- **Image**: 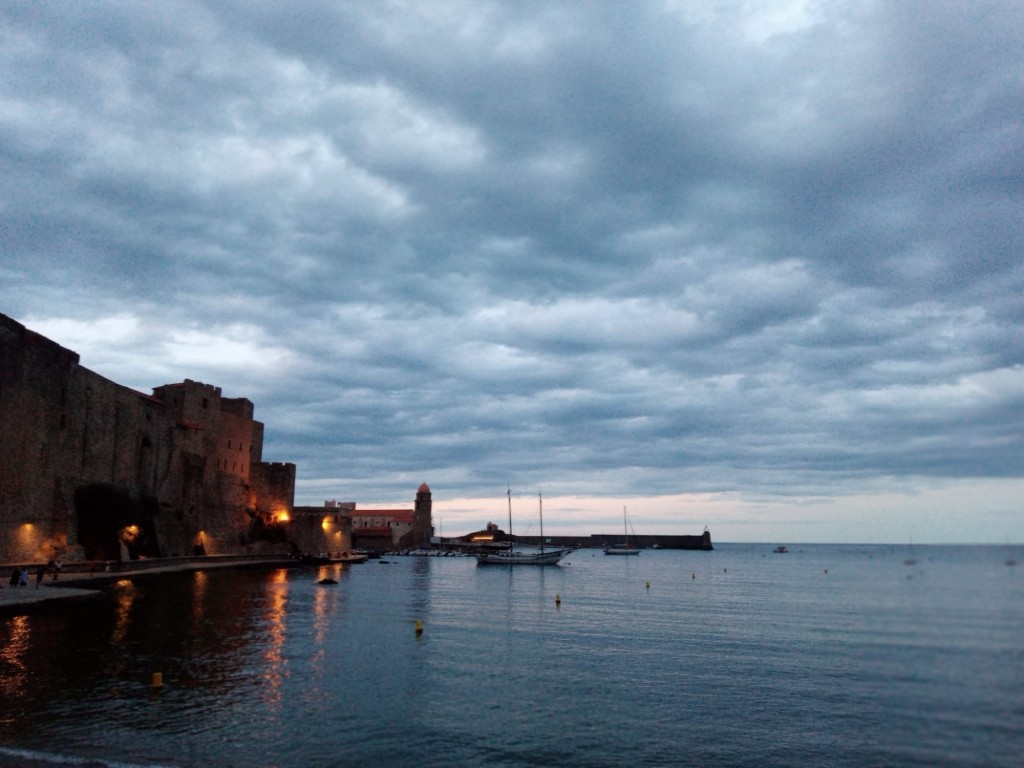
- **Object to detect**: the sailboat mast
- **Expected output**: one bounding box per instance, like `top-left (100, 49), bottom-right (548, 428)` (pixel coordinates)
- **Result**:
top-left (507, 486), bottom-right (513, 549)
top-left (539, 493), bottom-right (545, 553)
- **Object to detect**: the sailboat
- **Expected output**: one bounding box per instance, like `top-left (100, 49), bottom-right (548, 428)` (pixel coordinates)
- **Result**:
top-left (604, 507), bottom-right (640, 555)
top-left (476, 489), bottom-right (574, 566)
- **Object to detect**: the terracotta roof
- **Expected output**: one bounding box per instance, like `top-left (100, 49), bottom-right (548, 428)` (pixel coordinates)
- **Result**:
top-left (353, 509), bottom-right (414, 523)
top-left (418, 482), bottom-right (431, 493)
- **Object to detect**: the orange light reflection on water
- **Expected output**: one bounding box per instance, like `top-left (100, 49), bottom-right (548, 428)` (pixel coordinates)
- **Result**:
top-left (307, 565), bottom-right (345, 707)
top-left (191, 570), bottom-right (208, 626)
top-left (312, 564), bottom-right (344, 647)
top-left (260, 570), bottom-right (289, 713)
top-left (111, 580), bottom-right (137, 646)
top-left (0, 615), bottom-right (31, 705)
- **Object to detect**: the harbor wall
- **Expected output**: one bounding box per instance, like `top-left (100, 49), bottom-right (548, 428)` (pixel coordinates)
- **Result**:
top-left (290, 506), bottom-right (354, 556)
top-left (514, 531), bottom-right (714, 550)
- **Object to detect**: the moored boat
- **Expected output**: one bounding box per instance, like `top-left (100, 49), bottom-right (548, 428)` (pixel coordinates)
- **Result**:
top-left (476, 547), bottom-right (573, 565)
top-left (476, 489), bottom-right (573, 566)
top-left (300, 551), bottom-right (369, 565)
top-left (604, 507), bottom-right (640, 555)
top-left (604, 544), bottom-right (640, 555)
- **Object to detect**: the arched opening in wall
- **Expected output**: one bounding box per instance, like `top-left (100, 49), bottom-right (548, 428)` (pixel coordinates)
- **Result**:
top-left (74, 483), bottom-right (162, 561)
top-left (246, 513), bottom-right (289, 546)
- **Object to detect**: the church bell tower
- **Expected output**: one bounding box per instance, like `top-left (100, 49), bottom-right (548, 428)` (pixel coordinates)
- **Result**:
top-left (413, 482), bottom-right (433, 547)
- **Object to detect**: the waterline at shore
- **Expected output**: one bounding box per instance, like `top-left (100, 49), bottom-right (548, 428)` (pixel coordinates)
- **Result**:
top-left (0, 555), bottom-right (297, 614)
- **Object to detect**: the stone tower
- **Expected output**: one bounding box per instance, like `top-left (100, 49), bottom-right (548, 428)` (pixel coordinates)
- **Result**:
top-left (413, 482), bottom-right (433, 547)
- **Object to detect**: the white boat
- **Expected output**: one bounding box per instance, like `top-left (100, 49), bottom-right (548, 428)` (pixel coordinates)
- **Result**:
top-left (604, 507), bottom-right (640, 555)
top-left (477, 490), bottom-right (573, 566)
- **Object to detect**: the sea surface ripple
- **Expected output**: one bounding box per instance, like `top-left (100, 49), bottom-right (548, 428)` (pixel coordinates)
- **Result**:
top-left (1, 544), bottom-right (1021, 767)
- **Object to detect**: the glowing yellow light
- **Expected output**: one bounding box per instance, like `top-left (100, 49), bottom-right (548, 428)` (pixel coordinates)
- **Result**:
top-left (275, 511), bottom-right (290, 523)
top-left (322, 517), bottom-right (332, 531)
top-left (18, 523), bottom-right (39, 549)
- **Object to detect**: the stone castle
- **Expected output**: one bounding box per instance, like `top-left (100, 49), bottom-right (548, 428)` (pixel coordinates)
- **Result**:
top-left (0, 311), bottom-right (431, 564)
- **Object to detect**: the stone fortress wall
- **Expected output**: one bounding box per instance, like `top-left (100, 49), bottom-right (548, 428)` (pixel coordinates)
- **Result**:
top-left (0, 311), bottom-right (295, 564)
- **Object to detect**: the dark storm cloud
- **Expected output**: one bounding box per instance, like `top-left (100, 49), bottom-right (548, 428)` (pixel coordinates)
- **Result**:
top-left (2, 0), bottom-right (1022, 528)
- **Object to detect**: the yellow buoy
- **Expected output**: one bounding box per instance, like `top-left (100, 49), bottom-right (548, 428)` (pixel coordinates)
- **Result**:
top-left (415, 619), bottom-right (424, 635)
top-left (645, 580), bottom-right (650, 589)
top-left (555, 593), bottom-right (561, 605)
top-left (150, 672), bottom-right (163, 689)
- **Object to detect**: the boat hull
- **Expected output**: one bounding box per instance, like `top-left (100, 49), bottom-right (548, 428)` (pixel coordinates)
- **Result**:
top-left (300, 553), bottom-right (370, 565)
top-left (476, 548), bottom-right (573, 566)
top-left (604, 547), bottom-right (640, 556)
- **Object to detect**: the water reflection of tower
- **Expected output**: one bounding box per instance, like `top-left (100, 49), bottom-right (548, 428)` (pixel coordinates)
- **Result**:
top-left (414, 483), bottom-right (433, 547)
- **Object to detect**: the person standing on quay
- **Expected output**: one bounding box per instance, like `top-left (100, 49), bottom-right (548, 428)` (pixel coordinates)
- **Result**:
top-left (35, 565), bottom-right (45, 588)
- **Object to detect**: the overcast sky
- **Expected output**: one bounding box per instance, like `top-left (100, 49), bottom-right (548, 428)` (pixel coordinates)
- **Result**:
top-left (3, 1), bottom-right (1022, 543)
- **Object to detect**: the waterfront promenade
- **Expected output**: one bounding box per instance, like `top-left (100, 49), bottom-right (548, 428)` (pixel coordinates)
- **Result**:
top-left (0, 554), bottom-right (297, 614)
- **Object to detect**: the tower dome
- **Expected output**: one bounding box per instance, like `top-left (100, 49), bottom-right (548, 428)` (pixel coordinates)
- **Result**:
top-left (417, 482), bottom-right (431, 494)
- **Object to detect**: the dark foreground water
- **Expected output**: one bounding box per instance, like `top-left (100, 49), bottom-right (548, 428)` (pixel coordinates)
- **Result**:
top-left (1, 544), bottom-right (1022, 767)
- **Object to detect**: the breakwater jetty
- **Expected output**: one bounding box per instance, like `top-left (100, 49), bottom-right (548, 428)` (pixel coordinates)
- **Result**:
top-left (512, 529), bottom-right (713, 550)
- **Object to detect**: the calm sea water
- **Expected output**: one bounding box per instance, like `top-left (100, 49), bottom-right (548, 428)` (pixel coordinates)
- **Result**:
top-left (1, 544), bottom-right (1022, 767)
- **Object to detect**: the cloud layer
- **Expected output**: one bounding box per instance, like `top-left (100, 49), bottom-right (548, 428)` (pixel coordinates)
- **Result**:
top-left (3, 1), bottom-right (1022, 539)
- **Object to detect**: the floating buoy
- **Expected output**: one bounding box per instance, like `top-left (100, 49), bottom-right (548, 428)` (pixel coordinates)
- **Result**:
top-left (415, 619), bottom-right (424, 635)
top-left (555, 593), bottom-right (561, 605)
top-left (150, 672), bottom-right (163, 689)
top-left (723, 567), bottom-right (727, 572)
top-left (645, 580), bottom-right (650, 589)
top-left (691, 571), bottom-right (696, 579)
